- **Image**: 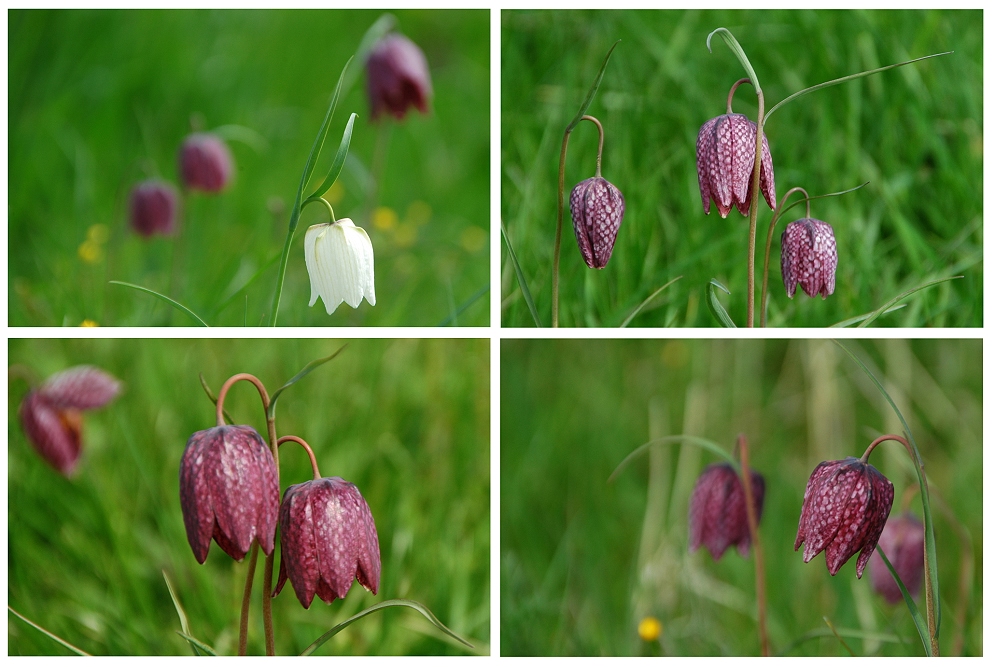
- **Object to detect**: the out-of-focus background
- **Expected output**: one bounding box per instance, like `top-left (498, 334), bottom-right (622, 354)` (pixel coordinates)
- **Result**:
top-left (9, 9), bottom-right (489, 326)
top-left (8, 339), bottom-right (490, 655)
top-left (501, 10), bottom-right (982, 327)
top-left (501, 339), bottom-right (981, 655)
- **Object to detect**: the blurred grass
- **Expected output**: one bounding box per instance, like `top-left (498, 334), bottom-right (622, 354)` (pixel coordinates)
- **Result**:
top-left (500, 339), bottom-right (981, 655)
top-left (9, 9), bottom-right (489, 327)
top-left (8, 339), bottom-right (489, 655)
top-left (501, 10), bottom-right (982, 327)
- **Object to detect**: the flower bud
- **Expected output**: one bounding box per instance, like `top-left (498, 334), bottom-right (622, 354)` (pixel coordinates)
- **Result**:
top-left (696, 113), bottom-right (775, 218)
top-left (179, 425), bottom-right (279, 563)
top-left (795, 457), bottom-right (894, 578)
top-left (129, 180), bottom-right (179, 237)
top-left (274, 477), bottom-right (381, 608)
top-left (781, 218), bottom-right (838, 299)
top-left (569, 176), bottom-right (625, 269)
top-left (869, 512), bottom-right (925, 603)
top-left (366, 33), bottom-right (432, 121)
top-left (178, 133), bottom-right (233, 193)
top-left (688, 463), bottom-right (765, 559)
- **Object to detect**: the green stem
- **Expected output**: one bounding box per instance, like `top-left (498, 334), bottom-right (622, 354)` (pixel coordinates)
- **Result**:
top-left (553, 129), bottom-right (572, 328)
top-left (237, 543), bottom-right (259, 656)
top-left (760, 187), bottom-right (810, 327)
top-left (746, 90), bottom-right (765, 328)
top-left (268, 220), bottom-right (297, 327)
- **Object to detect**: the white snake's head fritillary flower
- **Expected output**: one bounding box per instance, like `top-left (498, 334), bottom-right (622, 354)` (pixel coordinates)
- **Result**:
top-left (304, 218), bottom-right (376, 315)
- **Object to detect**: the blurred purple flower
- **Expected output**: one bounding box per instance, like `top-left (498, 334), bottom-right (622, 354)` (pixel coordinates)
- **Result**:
top-left (696, 113), bottom-right (775, 218)
top-left (18, 365), bottom-right (121, 476)
top-left (569, 176), bottom-right (625, 269)
top-left (781, 218), bottom-right (838, 299)
top-left (870, 512), bottom-right (925, 603)
top-left (179, 425), bottom-right (279, 563)
top-left (366, 33), bottom-right (432, 121)
top-left (688, 463), bottom-right (765, 559)
top-left (129, 180), bottom-right (179, 237)
top-left (179, 133), bottom-right (234, 193)
top-left (274, 476), bottom-right (381, 608)
top-left (795, 457), bottom-right (894, 578)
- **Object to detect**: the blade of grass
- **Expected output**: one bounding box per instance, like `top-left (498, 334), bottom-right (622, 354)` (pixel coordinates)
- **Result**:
top-left (109, 281), bottom-right (209, 326)
top-left (777, 627), bottom-right (907, 655)
top-left (707, 279), bottom-right (737, 328)
top-left (268, 344), bottom-right (348, 418)
top-left (501, 220), bottom-right (542, 327)
top-left (176, 631), bottom-right (218, 656)
top-left (856, 276), bottom-right (962, 328)
top-left (609, 434), bottom-right (737, 484)
top-left (8, 605), bottom-right (91, 656)
top-left (566, 40), bottom-right (621, 131)
top-left (198, 374), bottom-right (235, 425)
top-left (878, 548), bottom-right (930, 655)
top-left (823, 616), bottom-right (856, 656)
top-left (707, 28), bottom-right (761, 94)
top-left (619, 276), bottom-right (683, 328)
top-left (305, 112), bottom-right (357, 202)
top-left (831, 304), bottom-right (906, 327)
top-left (437, 284), bottom-right (489, 326)
top-left (162, 570), bottom-right (200, 656)
top-left (301, 598), bottom-right (473, 656)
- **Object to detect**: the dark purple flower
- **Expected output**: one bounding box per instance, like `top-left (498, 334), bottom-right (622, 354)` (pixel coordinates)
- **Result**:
top-left (688, 463), bottom-right (765, 559)
top-left (179, 425), bottom-right (279, 564)
top-left (274, 476), bottom-right (381, 608)
top-left (18, 366), bottom-right (121, 476)
top-left (366, 33), bottom-right (432, 121)
top-left (781, 218), bottom-right (838, 299)
top-left (696, 113), bottom-right (776, 218)
top-left (179, 133), bottom-right (234, 193)
top-left (870, 512), bottom-right (925, 603)
top-left (795, 457), bottom-right (894, 578)
top-left (129, 180), bottom-right (179, 237)
top-left (569, 176), bottom-right (625, 269)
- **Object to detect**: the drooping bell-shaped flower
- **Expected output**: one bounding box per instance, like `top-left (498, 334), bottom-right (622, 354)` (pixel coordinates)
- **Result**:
top-left (688, 462), bottom-right (765, 559)
top-left (869, 512), bottom-right (925, 603)
top-left (18, 365), bottom-right (121, 476)
top-left (696, 113), bottom-right (776, 218)
top-left (179, 425), bottom-right (279, 563)
top-left (179, 133), bottom-right (234, 193)
top-left (781, 218), bottom-right (838, 299)
top-left (795, 457), bottom-right (894, 578)
top-left (274, 476), bottom-right (381, 608)
top-left (304, 218), bottom-right (376, 315)
top-left (569, 176), bottom-right (625, 269)
top-left (129, 180), bottom-right (180, 237)
top-left (367, 33), bottom-right (432, 121)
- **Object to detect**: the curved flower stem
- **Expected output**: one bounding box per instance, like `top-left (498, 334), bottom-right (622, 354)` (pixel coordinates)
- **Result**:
top-left (580, 115), bottom-right (605, 177)
top-left (216, 373), bottom-right (271, 427)
top-left (237, 543), bottom-right (259, 656)
top-left (746, 90), bottom-right (765, 328)
top-left (736, 434), bottom-right (769, 656)
top-left (277, 435), bottom-right (322, 480)
top-left (727, 78), bottom-right (751, 114)
top-left (760, 187), bottom-right (810, 327)
top-left (860, 433), bottom-right (939, 656)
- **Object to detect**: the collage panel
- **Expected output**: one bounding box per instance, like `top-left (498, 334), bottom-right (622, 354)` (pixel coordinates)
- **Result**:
top-left (501, 9), bottom-right (981, 327)
top-left (9, 9), bottom-right (489, 327)
top-left (8, 338), bottom-right (489, 655)
top-left (501, 338), bottom-right (981, 656)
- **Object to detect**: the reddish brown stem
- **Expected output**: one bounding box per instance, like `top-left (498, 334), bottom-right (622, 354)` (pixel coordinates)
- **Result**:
top-left (277, 435), bottom-right (322, 480)
top-left (736, 434), bottom-right (769, 656)
top-left (727, 77), bottom-right (752, 114)
top-left (215, 373), bottom-right (271, 426)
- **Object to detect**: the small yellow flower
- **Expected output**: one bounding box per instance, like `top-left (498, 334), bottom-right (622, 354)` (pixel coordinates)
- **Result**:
top-left (372, 206), bottom-right (398, 231)
top-left (638, 616), bottom-right (662, 642)
top-left (78, 240), bottom-right (103, 264)
top-left (80, 320), bottom-right (99, 327)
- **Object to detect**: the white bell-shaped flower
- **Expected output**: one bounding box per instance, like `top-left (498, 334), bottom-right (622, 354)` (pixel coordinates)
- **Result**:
top-left (304, 218), bottom-right (376, 315)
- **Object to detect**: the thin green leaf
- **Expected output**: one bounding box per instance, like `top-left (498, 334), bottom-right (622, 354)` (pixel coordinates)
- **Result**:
top-left (301, 598), bottom-right (473, 656)
top-left (707, 28), bottom-right (761, 94)
top-left (777, 627), bottom-right (907, 656)
top-left (198, 374), bottom-right (235, 425)
top-left (832, 341), bottom-right (940, 643)
top-left (306, 112), bottom-right (357, 202)
top-left (176, 631), bottom-right (217, 656)
top-left (501, 220), bottom-right (542, 327)
top-left (162, 571), bottom-right (200, 656)
top-left (566, 40), bottom-right (621, 132)
top-left (707, 279), bottom-right (737, 328)
top-left (856, 276), bottom-right (962, 328)
top-left (619, 276), bottom-right (683, 328)
top-left (830, 303), bottom-right (906, 328)
top-left (766, 52), bottom-right (951, 122)
top-left (778, 182), bottom-right (869, 220)
top-left (109, 281), bottom-right (209, 326)
top-left (609, 435), bottom-right (737, 484)
top-left (878, 548), bottom-right (930, 655)
top-left (437, 284), bottom-right (489, 326)
top-left (341, 13), bottom-right (397, 95)
top-left (822, 616), bottom-right (856, 656)
top-left (8, 605), bottom-right (91, 656)
top-left (268, 344), bottom-right (348, 418)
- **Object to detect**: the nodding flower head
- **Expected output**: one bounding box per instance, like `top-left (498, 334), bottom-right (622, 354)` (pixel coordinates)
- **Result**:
top-left (179, 425), bottom-right (279, 564)
top-left (129, 180), bottom-right (180, 237)
top-left (795, 457), bottom-right (894, 578)
top-left (781, 218), bottom-right (838, 299)
top-left (366, 33), bottom-right (432, 121)
top-left (688, 463), bottom-right (765, 559)
top-left (870, 512), bottom-right (925, 603)
top-left (179, 133), bottom-right (234, 193)
top-left (304, 218), bottom-right (376, 315)
top-left (696, 113), bottom-right (775, 218)
top-left (18, 365), bottom-right (121, 476)
top-left (274, 476), bottom-right (381, 608)
top-left (569, 176), bottom-right (625, 269)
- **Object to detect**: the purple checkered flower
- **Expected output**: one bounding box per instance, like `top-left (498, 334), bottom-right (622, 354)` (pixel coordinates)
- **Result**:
top-left (569, 176), bottom-right (625, 269)
top-left (688, 463), bottom-right (765, 559)
top-left (367, 33), bottom-right (432, 122)
top-left (781, 218), bottom-right (838, 299)
top-left (696, 113), bottom-right (776, 218)
top-left (129, 180), bottom-right (180, 237)
top-left (870, 512), bottom-right (925, 603)
top-left (179, 133), bottom-right (234, 193)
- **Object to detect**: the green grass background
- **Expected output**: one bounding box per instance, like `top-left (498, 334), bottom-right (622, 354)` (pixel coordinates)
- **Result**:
top-left (9, 9), bottom-right (489, 327)
top-left (501, 339), bottom-right (981, 655)
top-left (8, 338), bottom-right (490, 655)
top-left (501, 10), bottom-right (982, 327)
